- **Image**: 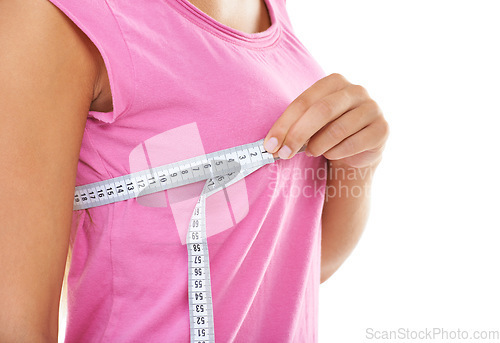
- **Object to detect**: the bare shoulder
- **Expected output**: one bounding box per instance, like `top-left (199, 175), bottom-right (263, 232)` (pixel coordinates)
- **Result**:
top-left (0, 0), bottom-right (101, 106)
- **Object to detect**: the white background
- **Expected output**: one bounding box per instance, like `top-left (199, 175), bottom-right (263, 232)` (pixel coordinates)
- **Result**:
top-left (59, 1), bottom-right (500, 342)
top-left (286, 0), bottom-right (500, 342)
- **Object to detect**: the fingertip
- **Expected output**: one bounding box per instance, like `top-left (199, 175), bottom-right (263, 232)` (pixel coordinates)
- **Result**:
top-left (277, 145), bottom-right (292, 159)
top-left (264, 136), bottom-right (279, 153)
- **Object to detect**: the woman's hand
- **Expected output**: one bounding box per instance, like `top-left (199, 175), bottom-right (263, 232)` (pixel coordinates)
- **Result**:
top-left (264, 73), bottom-right (389, 168)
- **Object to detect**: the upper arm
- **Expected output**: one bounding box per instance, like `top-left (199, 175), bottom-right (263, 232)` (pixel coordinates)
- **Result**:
top-left (0, 0), bottom-right (100, 340)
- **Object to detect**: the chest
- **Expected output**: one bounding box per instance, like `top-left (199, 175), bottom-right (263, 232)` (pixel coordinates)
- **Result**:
top-left (80, 0), bottom-right (326, 182)
top-left (90, 0), bottom-right (273, 114)
top-left (188, 0), bottom-right (272, 34)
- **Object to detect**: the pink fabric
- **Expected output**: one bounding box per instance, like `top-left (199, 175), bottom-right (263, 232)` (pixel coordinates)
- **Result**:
top-left (48, 0), bottom-right (327, 341)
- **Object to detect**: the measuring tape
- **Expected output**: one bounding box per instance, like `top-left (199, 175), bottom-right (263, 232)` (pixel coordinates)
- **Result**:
top-left (73, 138), bottom-right (301, 342)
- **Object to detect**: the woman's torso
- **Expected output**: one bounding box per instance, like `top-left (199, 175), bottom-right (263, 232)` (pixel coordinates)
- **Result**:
top-left (51, 0), bottom-right (329, 341)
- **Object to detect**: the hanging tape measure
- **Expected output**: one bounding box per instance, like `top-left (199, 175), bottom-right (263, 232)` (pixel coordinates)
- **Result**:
top-left (73, 138), bottom-right (303, 342)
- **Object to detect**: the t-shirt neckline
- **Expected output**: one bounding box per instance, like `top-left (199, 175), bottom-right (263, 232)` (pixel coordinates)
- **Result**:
top-left (166, 0), bottom-right (282, 49)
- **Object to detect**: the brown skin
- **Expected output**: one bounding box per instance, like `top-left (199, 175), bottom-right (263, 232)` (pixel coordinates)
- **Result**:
top-left (0, 0), bottom-right (386, 340)
top-left (188, 0), bottom-right (272, 33)
top-left (190, 1), bottom-right (391, 283)
top-left (319, 159), bottom-right (380, 282)
top-left (0, 0), bottom-right (102, 341)
top-left (264, 75), bottom-right (389, 283)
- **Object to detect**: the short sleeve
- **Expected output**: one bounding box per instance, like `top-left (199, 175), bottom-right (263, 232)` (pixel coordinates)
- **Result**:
top-left (46, 0), bottom-right (136, 124)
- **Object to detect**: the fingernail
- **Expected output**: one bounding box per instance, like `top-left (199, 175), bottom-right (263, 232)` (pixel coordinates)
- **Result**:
top-left (264, 137), bottom-right (279, 152)
top-left (278, 145), bottom-right (292, 159)
top-left (305, 150), bottom-right (312, 157)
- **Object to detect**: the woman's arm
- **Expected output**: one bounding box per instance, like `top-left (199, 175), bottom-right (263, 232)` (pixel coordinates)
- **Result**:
top-left (264, 73), bottom-right (389, 284)
top-left (320, 158), bottom-right (380, 283)
top-left (0, 0), bottom-right (100, 341)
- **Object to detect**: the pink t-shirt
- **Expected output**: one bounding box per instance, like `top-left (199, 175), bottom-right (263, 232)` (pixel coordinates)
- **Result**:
top-left (48, 0), bottom-right (328, 341)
